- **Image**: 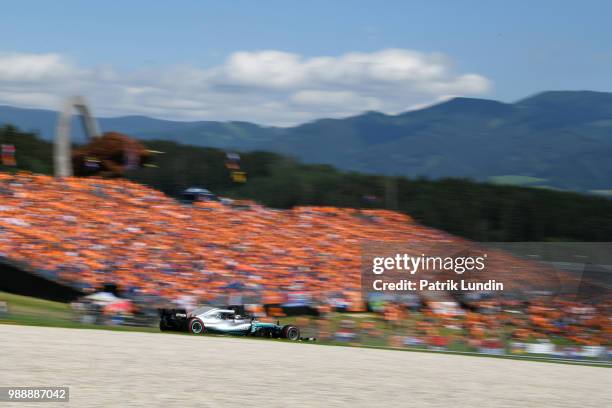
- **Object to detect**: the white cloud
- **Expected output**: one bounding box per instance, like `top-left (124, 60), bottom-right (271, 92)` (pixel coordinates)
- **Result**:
top-left (0, 53), bottom-right (78, 82)
top-left (0, 49), bottom-right (492, 125)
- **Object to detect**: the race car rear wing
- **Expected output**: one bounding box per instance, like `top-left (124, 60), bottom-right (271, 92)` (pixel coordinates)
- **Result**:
top-left (159, 308), bottom-right (189, 332)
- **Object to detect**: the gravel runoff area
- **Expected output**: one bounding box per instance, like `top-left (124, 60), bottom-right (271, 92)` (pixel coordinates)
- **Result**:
top-left (0, 325), bottom-right (609, 408)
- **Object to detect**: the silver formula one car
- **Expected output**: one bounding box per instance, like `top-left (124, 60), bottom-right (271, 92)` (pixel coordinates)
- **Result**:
top-left (159, 306), bottom-right (302, 341)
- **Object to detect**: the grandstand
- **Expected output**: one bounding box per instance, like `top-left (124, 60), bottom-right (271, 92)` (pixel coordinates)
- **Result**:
top-left (0, 172), bottom-right (577, 304)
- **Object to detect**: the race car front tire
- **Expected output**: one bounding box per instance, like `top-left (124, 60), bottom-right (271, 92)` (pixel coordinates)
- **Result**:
top-left (282, 325), bottom-right (300, 341)
top-left (188, 317), bottom-right (206, 335)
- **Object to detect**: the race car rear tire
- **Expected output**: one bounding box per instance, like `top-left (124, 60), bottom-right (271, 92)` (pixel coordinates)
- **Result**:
top-left (282, 325), bottom-right (300, 341)
top-left (159, 320), bottom-right (169, 332)
top-left (188, 317), bottom-right (206, 335)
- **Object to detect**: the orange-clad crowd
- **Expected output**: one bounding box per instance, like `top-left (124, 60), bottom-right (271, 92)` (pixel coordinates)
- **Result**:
top-left (291, 297), bottom-right (610, 353)
top-left (0, 172), bottom-right (453, 309)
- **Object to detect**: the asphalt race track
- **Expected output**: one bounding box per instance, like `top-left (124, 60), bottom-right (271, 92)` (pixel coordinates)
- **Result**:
top-left (0, 325), bottom-right (609, 407)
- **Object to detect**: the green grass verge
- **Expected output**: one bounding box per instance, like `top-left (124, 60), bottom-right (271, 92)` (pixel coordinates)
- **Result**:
top-left (0, 291), bottom-right (158, 332)
top-left (488, 175), bottom-right (548, 186)
top-left (0, 291), bottom-right (609, 367)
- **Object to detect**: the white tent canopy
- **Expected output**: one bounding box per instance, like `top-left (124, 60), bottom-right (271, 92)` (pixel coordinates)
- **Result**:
top-left (83, 291), bottom-right (119, 304)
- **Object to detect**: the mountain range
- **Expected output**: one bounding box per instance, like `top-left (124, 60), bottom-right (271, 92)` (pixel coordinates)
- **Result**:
top-left (1, 90), bottom-right (611, 193)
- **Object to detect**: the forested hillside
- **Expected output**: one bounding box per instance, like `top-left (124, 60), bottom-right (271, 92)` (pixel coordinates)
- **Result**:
top-left (3, 90), bottom-right (612, 192)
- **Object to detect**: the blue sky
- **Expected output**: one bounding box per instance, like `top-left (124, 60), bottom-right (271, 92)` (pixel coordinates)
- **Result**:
top-left (1, 1), bottom-right (610, 124)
